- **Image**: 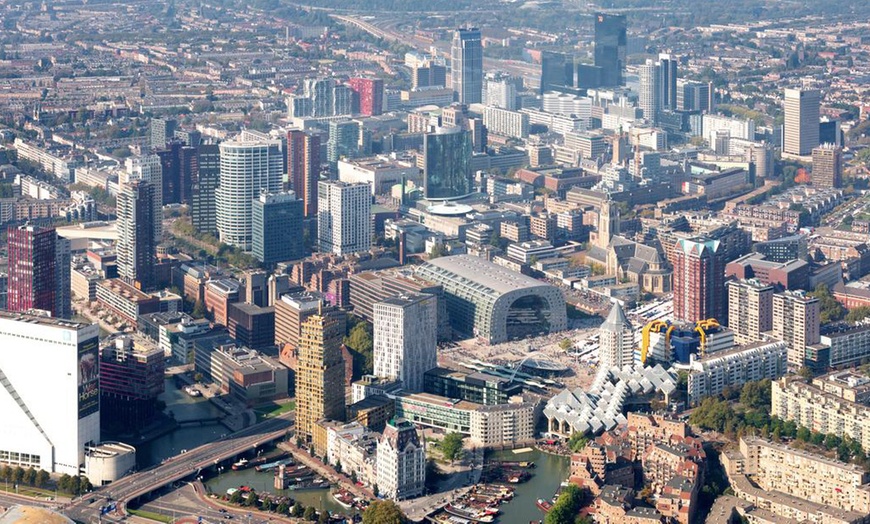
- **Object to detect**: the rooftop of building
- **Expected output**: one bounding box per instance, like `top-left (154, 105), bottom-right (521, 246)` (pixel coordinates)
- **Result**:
top-left (377, 292), bottom-right (433, 308)
top-left (396, 391), bottom-right (480, 411)
top-left (230, 301), bottom-right (274, 315)
top-left (742, 436), bottom-right (867, 474)
top-left (348, 394), bottom-right (394, 412)
top-left (97, 278), bottom-right (155, 302)
top-left (417, 254), bottom-right (557, 295)
top-left (0, 310), bottom-right (91, 330)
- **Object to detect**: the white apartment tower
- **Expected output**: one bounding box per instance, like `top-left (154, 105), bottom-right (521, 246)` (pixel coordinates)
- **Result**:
top-left (638, 59), bottom-right (660, 123)
top-left (726, 279), bottom-right (773, 345)
top-left (216, 139), bottom-right (283, 250)
top-left (0, 312), bottom-right (101, 475)
top-left (599, 302), bottom-right (634, 369)
top-left (373, 293), bottom-right (437, 393)
top-left (784, 88), bottom-right (820, 156)
top-left (317, 181), bottom-right (372, 255)
top-left (773, 290), bottom-right (821, 369)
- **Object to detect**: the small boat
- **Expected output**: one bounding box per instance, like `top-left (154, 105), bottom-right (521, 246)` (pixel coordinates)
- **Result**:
top-left (257, 458), bottom-right (294, 472)
top-left (499, 461), bottom-right (535, 468)
top-left (333, 490), bottom-right (354, 509)
top-left (232, 459), bottom-right (248, 470)
top-left (535, 499), bottom-right (552, 513)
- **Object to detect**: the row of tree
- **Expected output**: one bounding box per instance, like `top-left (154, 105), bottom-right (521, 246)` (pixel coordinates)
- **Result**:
top-left (0, 466), bottom-right (50, 489)
top-left (227, 488), bottom-right (328, 524)
top-left (543, 484), bottom-right (589, 524)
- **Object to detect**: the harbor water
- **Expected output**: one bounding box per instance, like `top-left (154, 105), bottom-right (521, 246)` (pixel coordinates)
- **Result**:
top-left (204, 467), bottom-right (352, 516)
top-left (487, 449), bottom-right (570, 524)
top-left (137, 378), bottom-right (226, 468)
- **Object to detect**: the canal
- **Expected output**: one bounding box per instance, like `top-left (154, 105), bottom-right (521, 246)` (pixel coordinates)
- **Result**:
top-left (138, 378), bottom-right (570, 522)
top-left (487, 449), bottom-right (570, 524)
top-left (137, 378), bottom-right (225, 468)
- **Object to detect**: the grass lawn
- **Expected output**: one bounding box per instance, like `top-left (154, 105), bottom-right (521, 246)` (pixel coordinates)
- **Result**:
top-left (128, 508), bottom-right (174, 523)
top-left (254, 400), bottom-right (296, 421)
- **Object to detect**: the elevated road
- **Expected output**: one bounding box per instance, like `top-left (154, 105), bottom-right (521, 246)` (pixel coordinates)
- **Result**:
top-left (65, 414), bottom-right (293, 524)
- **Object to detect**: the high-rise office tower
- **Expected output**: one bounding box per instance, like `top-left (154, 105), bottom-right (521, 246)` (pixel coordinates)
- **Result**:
top-left (451, 28), bottom-right (483, 104)
top-left (673, 237), bottom-right (726, 323)
top-left (638, 59), bottom-right (661, 123)
top-left (252, 191), bottom-right (304, 265)
top-left (275, 291), bottom-right (347, 351)
top-left (658, 54), bottom-right (678, 111)
top-left (348, 77), bottom-right (384, 116)
top-left (539, 51), bottom-right (573, 94)
top-left (676, 80), bottom-right (712, 112)
top-left (317, 180), bottom-right (372, 256)
top-left (0, 312), bottom-right (101, 475)
top-left (155, 141), bottom-right (197, 205)
top-left (150, 117), bottom-right (176, 149)
top-left (412, 62), bottom-right (447, 89)
top-left (773, 290), bottom-right (820, 369)
top-left (594, 13), bottom-right (627, 86)
top-left (296, 313), bottom-right (346, 444)
top-left (726, 279), bottom-right (773, 345)
top-left (216, 139), bottom-right (283, 250)
top-left (784, 88), bottom-right (820, 156)
top-left (100, 336), bottom-right (165, 434)
top-left (117, 179), bottom-right (157, 291)
top-left (373, 293), bottom-right (437, 393)
top-left (422, 127), bottom-right (473, 200)
top-left (327, 120), bottom-right (362, 170)
top-left (812, 144), bottom-right (843, 188)
top-left (192, 143), bottom-right (220, 235)
top-left (288, 130), bottom-right (321, 218)
top-left (7, 224), bottom-right (70, 319)
top-left (124, 154), bottom-right (163, 240)
top-left (599, 302), bottom-right (634, 369)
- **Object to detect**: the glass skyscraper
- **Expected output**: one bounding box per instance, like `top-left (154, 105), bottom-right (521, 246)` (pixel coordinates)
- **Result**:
top-left (593, 13), bottom-right (627, 87)
top-left (451, 28), bottom-right (483, 104)
top-left (423, 127), bottom-right (473, 200)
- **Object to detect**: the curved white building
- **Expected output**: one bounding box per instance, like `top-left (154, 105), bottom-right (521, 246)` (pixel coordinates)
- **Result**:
top-left (415, 255), bottom-right (567, 344)
top-left (216, 140), bottom-right (283, 250)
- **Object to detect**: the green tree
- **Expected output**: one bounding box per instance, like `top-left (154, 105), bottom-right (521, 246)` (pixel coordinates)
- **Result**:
top-left (344, 320), bottom-right (374, 379)
top-left (229, 490), bottom-right (244, 505)
top-left (739, 379), bottom-right (771, 410)
top-left (428, 243), bottom-right (446, 259)
top-left (318, 510), bottom-right (330, 524)
top-left (362, 500), bottom-right (406, 524)
top-left (303, 506), bottom-right (318, 521)
top-left (373, 484), bottom-right (379, 497)
top-left (544, 484), bottom-right (585, 524)
top-left (292, 501), bottom-right (305, 517)
top-left (796, 426), bottom-right (811, 442)
top-left (192, 299), bottom-right (207, 319)
top-left (567, 432), bottom-right (589, 452)
top-left (260, 495), bottom-right (273, 512)
top-left (276, 501), bottom-right (289, 515)
top-left (846, 306), bottom-right (870, 323)
top-left (23, 467), bottom-right (36, 486)
top-left (35, 470), bottom-right (49, 488)
top-left (12, 467), bottom-right (24, 484)
top-left (0, 465), bottom-right (9, 482)
top-left (558, 338), bottom-right (574, 351)
top-left (440, 432), bottom-right (465, 462)
top-left (809, 283), bottom-right (846, 324)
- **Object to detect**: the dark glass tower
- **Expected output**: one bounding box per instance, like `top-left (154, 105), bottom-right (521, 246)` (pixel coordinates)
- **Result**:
top-left (594, 13), bottom-right (627, 87)
top-left (423, 128), bottom-right (473, 200)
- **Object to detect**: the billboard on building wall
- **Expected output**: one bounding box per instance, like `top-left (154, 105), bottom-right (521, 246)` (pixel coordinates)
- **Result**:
top-left (77, 337), bottom-right (99, 418)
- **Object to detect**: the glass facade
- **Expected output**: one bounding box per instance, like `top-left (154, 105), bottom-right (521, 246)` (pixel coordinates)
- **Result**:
top-left (594, 13), bottom-right (627, 87)
top-left (423, 129), bottom-right (472, 200)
